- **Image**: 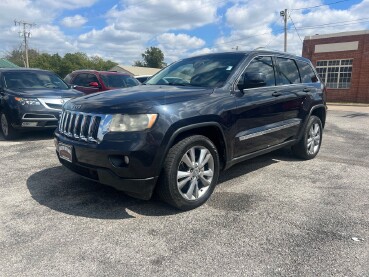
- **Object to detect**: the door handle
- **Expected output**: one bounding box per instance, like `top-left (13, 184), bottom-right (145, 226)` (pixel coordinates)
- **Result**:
top-left (272, 91), bottom-right (282, 97)
top-left (303, 87), bottom-right (311, 93)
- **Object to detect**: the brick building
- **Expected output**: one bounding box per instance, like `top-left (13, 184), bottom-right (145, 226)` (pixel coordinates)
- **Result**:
top-left (302, 30), bottom-right (369, 103)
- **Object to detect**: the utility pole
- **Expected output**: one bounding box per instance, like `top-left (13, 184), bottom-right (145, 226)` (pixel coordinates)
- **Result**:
top-left (280, 9), bottom-right (288, 52)
top-left (14, 20), bottom-right (35, 68)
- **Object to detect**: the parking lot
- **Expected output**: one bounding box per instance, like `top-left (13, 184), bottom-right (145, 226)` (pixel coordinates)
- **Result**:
top-left (0, 105), bottom-right (368, 276)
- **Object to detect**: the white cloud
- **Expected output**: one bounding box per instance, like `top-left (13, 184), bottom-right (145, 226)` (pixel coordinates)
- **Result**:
top-left (106, 0), bottom-right (222, 33)
top-left (61, 15), bottom-right (88, 28)
top-left (157, 33), bottom-right (205, 49)
top-left (2, 0), bottom-right (369, 66)
top-left (29, 25), bottom-right (77, 54)
top-left (34, 0), bottom-right (97, 10)
top-left (156, 33), bottom-right (206, 63)
top-left (211, 0), bottom-right (369, 56)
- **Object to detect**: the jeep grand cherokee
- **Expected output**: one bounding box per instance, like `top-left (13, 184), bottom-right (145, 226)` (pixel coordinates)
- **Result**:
top-left (54, 50), bottom-right (326, 210)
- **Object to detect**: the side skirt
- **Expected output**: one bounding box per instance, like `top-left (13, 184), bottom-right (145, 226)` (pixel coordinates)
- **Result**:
top-left (224, 139), bottom-right (297, 170)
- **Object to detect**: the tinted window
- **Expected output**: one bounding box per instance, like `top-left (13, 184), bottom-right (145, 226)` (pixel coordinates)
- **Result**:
top-left (147, 53), bottom-right (245, 88)
top-left (72, 73), bottom-right (88, 86)
top-left (296, 60), bottom-right (318, 83)
top-left (73, 73), bottom-right (99, 87)
top-left (100, 74), bottom-right (140, 88)
top-left (239, 56), bottom-right (276, 89)
top-left (276, 58), bottom-right (300, 85)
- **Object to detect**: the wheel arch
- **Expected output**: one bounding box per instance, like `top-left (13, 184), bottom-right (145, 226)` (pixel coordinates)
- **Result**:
top-left (310, 104), bottom-right (327, 128)
top-left (162, 122), bottom-right (228, 170)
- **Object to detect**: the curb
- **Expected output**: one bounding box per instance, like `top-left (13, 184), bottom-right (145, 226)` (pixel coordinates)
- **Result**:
top-left (327, 102), bottom-right (369, 107)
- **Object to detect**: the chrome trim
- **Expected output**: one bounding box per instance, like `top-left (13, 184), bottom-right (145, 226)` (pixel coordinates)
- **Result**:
top-left (59, 110), bottom-right (112, 144)
top-left (22, 114), bottom-right (57, 120)
top-left (73, 114), bottom-right (81, 138)
top-left (38, 98), bottom-right (71, 110)
top-left (238, 119), bottom-right (301, 141)
top-left (87, 116), bottom-right (97, 142)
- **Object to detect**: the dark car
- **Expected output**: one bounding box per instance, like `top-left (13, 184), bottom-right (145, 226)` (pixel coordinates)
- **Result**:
top-left (0, 68), bottom-right (83, 140)
top-left (54, 50), bottom-right (327, 210)
top-left (64, 70), bottom-right (140, 94)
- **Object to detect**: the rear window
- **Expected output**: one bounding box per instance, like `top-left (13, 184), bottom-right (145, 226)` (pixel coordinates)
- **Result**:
top-left (276, 58), bottom-right (301, 85)
top-left (296, 60), bottom-right (319, 83)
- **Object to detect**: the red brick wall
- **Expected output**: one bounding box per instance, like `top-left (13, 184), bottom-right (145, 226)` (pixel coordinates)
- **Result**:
top-left (302, 33), bottom-right (369, 103)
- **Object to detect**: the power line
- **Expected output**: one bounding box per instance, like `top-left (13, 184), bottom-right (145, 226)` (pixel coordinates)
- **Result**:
top-left (295, 18), bottom-right (369, 30)
top-left (289, 15), bottom-right (303, 43)
top-left (291, 0), bottom-right (351, 11)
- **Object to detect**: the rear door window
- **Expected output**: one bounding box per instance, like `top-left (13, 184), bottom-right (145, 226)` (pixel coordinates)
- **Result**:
top-left (276, 57), bottom-right (301, 85)
top-left (296, 60), bottom-right (319, 83)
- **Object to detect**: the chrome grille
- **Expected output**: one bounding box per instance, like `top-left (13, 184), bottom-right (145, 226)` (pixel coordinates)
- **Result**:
top-left (59, 111), bottom-right (106, 143)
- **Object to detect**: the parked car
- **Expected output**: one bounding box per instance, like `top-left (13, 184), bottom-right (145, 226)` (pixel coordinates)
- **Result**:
top-left (64, 70), bottom-right (140, 94)
top-left (135, 75), bottom-right (152, 83)
top-left (55, 50), bottom-right (326, 210)
top-left (0, 68), bottom-right (83, 140)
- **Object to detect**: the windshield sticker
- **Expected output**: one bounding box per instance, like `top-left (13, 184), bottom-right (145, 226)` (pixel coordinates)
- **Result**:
top-left (226, 66), bottom-right (233, 71)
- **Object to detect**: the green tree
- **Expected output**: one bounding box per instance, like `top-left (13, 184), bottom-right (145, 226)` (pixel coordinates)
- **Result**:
top-left (134, 47), bottom-right (166, 68)
top-left (3, 48), bottom-right (118, 78)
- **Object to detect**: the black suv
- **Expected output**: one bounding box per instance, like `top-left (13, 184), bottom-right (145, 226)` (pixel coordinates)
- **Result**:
top-left (0, 68), bottom-right (83, 139)
top-left (54, 51), bottom-right (326, 210)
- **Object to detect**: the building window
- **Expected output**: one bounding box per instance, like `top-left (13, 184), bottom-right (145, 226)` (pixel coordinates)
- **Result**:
top-left (316, 59), bottom-right (353, 89)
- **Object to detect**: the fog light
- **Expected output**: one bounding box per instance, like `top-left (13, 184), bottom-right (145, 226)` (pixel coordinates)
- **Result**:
top-left (109, 155), bottom-right (130, 168)
top-left (22, 122), bottom-right (38, 127)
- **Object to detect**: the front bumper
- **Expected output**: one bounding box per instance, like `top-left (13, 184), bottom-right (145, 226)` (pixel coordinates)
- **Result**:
top-left (10, 107), bottom-right (61, 130)
top-left (54, 131), bottom-right (161, 200)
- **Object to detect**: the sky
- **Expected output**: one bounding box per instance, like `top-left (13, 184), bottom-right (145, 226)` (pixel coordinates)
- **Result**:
top-left (0, 0), bottom-right (368, 66)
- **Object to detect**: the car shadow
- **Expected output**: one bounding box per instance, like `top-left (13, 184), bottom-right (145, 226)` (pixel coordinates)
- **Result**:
top-left (0, 130), bottom-right (55, 142)
top-left (27, 147), bottom-right (299, 219)
top-left (27, 166), bottom-right (180, 219)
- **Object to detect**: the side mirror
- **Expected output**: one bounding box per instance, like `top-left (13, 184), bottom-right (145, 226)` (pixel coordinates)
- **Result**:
top-left (238, 72), bottom-right (267, 90)
top-left (311, 76), bottom-right (318, 83)
top-left (89, 81), bottom-right (100, 88)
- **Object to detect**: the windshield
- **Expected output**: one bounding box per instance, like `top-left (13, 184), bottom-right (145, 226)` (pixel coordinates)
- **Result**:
top-left (3, 71), bottom-right (69, 90)
top-left (100, 74), bottom-right (140, 88)
top-left (146, 53), bottom-right (246, 88)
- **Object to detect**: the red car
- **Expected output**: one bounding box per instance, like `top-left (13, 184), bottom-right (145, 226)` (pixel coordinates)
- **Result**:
top-left (64, 70), bottom-right (140, 94)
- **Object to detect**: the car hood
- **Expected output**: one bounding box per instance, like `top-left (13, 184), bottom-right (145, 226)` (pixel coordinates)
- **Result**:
top-left (7, 88), bottom-right (83, 98)
top-left (64, 85), bottom-right (214, 114)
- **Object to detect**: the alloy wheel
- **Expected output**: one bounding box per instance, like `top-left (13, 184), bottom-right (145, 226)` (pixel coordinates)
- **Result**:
top-left (177, 146), bottom-right (214, 201)
top-left (1, 114), bottom-right (8, 137)
top-left (307, 122), bottom-right (321, 155)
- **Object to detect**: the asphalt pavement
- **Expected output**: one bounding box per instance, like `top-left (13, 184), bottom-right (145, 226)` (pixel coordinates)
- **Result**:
top-left (0, 106), bottom-right (368, 276)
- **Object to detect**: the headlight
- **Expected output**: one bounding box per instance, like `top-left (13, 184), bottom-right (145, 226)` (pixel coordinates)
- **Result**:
top-left (15, 97), bottom-right (41, 106)
top-left (109, 114), bottom-right (158, 132)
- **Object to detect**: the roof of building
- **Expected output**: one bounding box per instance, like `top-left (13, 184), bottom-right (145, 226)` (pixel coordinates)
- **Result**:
top-left (110, 65), bottom-right (161, 76)
top-left (304, 30), bottom-right (369, 40)
top-left (0, 58), bottom-right (20, 68)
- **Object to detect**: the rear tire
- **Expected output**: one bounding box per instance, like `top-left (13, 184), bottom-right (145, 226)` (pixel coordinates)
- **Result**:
top-left (157, 135), bottom-right (220, 210)
top-left (0, 113), bottom-right (19, 140)
top-left (292, 115), bottom-right (322, 160)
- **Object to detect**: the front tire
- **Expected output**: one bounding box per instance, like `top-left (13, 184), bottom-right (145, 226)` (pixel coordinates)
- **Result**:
top-left (157, 135), bottom-right (220, 210)
top-left (292, 115), bottom-right (322, 160)
top-left (0, 113), bottom-right (19, 140)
